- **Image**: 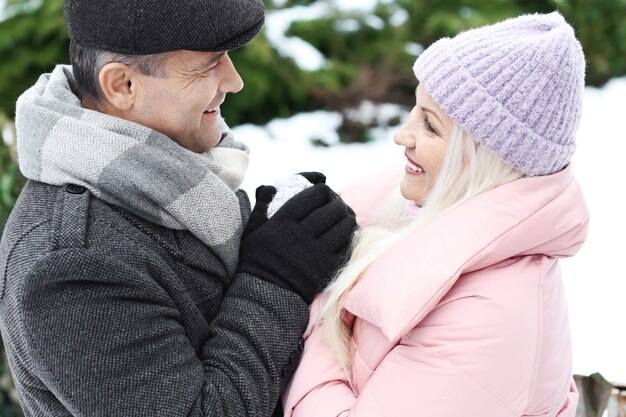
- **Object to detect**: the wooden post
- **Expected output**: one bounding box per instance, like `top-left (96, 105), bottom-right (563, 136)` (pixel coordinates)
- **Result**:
top-left (575, 373), bottom-right (613, 417)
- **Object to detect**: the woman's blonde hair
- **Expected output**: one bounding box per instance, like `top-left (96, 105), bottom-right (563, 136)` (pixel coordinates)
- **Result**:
top-left (321, 123), bottom-right (526, 382)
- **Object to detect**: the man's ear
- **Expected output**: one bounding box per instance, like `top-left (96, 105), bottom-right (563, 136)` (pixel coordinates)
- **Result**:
top-left (98, 63), bottom-right (137, 111)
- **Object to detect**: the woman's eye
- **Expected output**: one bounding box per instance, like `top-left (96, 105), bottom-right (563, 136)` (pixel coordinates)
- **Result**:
top-left (424, 117), bottom-right (436, 133)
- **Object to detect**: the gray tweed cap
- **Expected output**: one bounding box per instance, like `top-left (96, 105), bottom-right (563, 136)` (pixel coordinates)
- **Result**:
top-left (63, 0), bottom-right (265, 55)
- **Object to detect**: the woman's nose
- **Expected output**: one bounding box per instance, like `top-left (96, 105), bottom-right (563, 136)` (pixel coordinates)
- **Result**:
top-left (394, 124), bottom-right (414, 148)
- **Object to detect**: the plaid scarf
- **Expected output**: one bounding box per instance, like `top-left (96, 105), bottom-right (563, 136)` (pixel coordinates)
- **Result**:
top-left (15, 65), bottom-right (249, 275)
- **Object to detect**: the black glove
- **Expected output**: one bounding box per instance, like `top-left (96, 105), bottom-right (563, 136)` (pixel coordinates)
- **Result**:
top-left (297, 171), bottom-right (326, 184)
top-left (243, 171), bottom-right (328, 238)
top-left (238, 178), bottom-right (357, 304)
top-left (243, 184), bottom-right (278, 235)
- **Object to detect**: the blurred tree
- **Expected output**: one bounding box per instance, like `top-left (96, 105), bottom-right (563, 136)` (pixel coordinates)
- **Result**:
top-left (223, 33), bottom-right (320, 126)
top-left (0, 133), bottom-right (24, 229)
top-left (0, 0), bottom-right (68, 118)
top-left (1, 0), bottom-right (624, 121)
top-left (0, 338), bottom-right (23, 416)
top-left (560, 0), bottom-right (626, 86)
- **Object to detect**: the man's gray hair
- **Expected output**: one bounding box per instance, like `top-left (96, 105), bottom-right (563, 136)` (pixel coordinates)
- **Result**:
top-left (69, 41), bottom-right (172, 103)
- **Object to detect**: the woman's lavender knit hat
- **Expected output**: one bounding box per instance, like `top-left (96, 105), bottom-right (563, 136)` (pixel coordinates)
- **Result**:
top-left (413, 12), bottom-right (585, 176)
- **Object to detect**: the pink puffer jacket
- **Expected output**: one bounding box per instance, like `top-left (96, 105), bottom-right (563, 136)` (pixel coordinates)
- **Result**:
top-left (283, 164), bottom-right (588, 417)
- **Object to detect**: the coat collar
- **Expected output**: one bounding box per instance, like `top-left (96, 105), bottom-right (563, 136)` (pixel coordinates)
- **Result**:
top-left (341, 165), bottom-right (589, 342)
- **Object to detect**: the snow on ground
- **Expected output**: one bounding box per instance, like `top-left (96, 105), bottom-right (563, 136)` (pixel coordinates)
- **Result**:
top-left (235, 103), bottom-right (407, 194)
top-left (233, 77), bottom-right (626, 383)
top-left (265, 3), bottom-right (329, 71)
top-left (266, 0), bottom-right (404, 71)
top-left (563, 76), bottom-right (626, 383)
top-left (0, 0), bottom-right (41, 22)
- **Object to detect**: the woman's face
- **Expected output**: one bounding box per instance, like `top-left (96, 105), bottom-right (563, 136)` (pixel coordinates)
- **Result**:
top-left (394, 84), bottom-right (454, 205)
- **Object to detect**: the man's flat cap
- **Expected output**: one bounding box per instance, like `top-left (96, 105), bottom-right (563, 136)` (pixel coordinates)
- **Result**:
top-left (63, 0), bottom-right (265, 55)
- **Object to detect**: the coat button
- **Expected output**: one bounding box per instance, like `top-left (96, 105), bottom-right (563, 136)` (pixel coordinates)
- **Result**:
top-left (282, 364), bottom-right (295, 380)
top-left (297, 337), bottom-right (305, 352)
top-left (65, 184), bottom-right (86, 194)
top-left (289, 351), bottom-right (302, 367)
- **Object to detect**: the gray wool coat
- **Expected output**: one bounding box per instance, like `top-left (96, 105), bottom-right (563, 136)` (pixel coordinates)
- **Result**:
top-left (0, 180), bottom-right (309, 417)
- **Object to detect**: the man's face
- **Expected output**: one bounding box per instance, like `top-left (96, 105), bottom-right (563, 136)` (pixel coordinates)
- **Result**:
top-left (130, 50), bottom-right (243, 152)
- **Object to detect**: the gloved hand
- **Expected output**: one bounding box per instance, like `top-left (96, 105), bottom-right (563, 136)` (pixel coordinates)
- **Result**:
top-left (243, 171), bottom-right (327, 234)
top-left (238, 173), bottom-right (357, 304)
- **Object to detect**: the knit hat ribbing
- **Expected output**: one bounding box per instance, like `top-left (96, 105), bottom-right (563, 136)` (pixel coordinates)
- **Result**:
top-left (413, 12), bottom-right (585, 176)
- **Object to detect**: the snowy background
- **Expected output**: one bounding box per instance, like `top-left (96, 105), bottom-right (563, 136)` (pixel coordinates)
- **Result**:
top-left (1, 0), bottom-right (623, 385)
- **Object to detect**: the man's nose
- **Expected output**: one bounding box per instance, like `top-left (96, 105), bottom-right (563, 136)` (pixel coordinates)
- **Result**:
top-left (220, 54), bottom-right (244, 94)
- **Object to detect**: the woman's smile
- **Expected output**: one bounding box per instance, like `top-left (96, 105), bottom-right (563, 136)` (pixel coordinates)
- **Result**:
top-left (405, 153), bottom-right (425, 175)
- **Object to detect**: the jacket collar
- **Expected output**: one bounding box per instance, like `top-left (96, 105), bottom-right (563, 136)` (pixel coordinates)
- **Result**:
top-left (341, 165), bottom-right (589, 342)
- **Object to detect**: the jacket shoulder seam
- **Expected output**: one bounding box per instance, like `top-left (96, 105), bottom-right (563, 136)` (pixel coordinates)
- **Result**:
top-left (16, 248), bottom-right (91, 403)
top-left (1, 219), bottom-right (51, 301)
top-left (525, 256), bottom-right (547, 413)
